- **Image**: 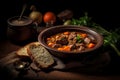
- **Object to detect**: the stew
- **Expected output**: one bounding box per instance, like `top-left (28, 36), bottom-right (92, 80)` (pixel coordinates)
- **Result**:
top-left (46, 31), bottom-right (97, 52)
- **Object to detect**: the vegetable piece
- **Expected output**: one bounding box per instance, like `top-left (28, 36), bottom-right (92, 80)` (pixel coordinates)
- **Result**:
top-left (63, 31), bottom-right (69, 35)
top-left (57, 46), bottom-right (71, 51)
top-left (43, 12), bottom-right (56, 24)
top-left (29, 5), bottom-right (42, 25)
top-left (48, 42), bottom-right (54, 47)
top-left (63, 46), bottom-right (71, 51)
top-left (57, 48), bottom-right (64, 51)
top-left (29, 11), bottom-right (42, 24)
top-left (87, 43), bottom-right (95, 48)
top-left (81, 33), bottom-right (87, 38)
top-left (63, 20), bottom-right (72, 25)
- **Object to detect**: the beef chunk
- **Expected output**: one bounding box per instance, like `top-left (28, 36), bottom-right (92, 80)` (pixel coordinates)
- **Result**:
top-left (52, 44), bottom-right (61, 48)
top-left (56, 37), bottom-right (68, 45)
top-left (84, 37), bottom-right (91, 44)
top-left (68, 32), bottom-right (77, 40)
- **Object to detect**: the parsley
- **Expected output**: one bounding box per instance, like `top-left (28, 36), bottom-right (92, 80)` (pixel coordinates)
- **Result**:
top-left (76, 35), bottom-right (82, 43)
top-left (70, 13), bottom-right (120, 56)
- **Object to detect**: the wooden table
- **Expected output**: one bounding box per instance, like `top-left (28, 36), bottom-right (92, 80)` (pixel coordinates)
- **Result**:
top-left (0, 40), bottom-right (120, 80)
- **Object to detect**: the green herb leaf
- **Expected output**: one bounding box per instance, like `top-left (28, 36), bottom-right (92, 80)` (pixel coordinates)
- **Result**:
top-left (70, 12), bottom-right (120, 56)
top-left (76, 35), bottom-right (82, 43)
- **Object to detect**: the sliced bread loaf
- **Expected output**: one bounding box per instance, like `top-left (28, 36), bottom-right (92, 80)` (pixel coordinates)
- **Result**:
top-left (27, 43), bottom-right (54, 68)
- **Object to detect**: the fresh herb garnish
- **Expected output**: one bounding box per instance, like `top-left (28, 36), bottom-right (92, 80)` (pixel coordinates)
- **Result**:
top-left (76, 35), bottom-right (82, 43)
top-left (70, 13), bottom-right (120, 56)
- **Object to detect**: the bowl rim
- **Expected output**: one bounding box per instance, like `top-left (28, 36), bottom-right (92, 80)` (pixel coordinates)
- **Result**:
top-left (38, 25), bottom-right (103, 54)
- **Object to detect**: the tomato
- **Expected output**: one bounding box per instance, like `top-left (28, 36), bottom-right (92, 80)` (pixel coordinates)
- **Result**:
top-left (43, 12), bottom-right (56, 23)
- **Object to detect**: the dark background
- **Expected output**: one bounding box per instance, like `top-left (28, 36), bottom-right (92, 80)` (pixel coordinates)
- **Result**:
top-left (0, 0), bottom-right (120, 41)
top-left (0, 1), bottom-right (120, 80)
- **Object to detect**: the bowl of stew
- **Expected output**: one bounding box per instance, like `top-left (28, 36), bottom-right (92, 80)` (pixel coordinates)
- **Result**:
top-left (38, 25), bottom-right (103, 59)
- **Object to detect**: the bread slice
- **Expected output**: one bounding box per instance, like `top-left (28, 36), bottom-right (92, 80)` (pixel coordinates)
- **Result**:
top-left (27, 43), bottom-right (54, 68)
top-left (16, 42), bottom-right (40, 57)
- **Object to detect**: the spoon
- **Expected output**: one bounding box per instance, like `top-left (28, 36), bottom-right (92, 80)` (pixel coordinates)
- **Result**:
top-left (14, 60), bottom-right (30, 71)
top-left (18, 4), bottom-right (27, 20)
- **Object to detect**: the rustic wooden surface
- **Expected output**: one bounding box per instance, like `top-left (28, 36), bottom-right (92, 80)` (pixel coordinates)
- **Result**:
top-left (0, 40), bottom-right (120, 80)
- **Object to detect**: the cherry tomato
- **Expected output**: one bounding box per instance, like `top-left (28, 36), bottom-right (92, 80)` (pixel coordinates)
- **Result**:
top-left (43, 12), bottom-right (56, 23)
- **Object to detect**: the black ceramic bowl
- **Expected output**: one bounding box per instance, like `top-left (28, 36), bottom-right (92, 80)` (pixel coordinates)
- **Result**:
top-left (38, 25), bottom-right (103, 59)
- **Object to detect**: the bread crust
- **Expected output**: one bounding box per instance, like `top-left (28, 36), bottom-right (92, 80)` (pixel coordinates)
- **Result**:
top-left (16, 42), bottom-right (40, 57)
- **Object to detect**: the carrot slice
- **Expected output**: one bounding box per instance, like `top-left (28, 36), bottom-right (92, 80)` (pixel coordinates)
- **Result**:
top-left (48, 42), bottom-right (54, 47)
top-left (57, 48), bottom-right (64, 51)
top-left (57, 46), bottom-right (71, 51)
top-left (63, 31), bottom-right (69, 35)
top-left (63, 46), bottom-right (71, 51)
top-left (87, 43), bottom-right (95, 48)
top-left (81, 33), bottom-right (87, 38)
